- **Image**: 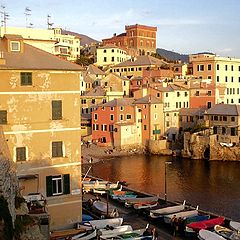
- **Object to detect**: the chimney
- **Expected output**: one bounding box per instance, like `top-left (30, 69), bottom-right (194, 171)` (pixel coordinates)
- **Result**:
top-left (113, 33), bottom-right (117, 37)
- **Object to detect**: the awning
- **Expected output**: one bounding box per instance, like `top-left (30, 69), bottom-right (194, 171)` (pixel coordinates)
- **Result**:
top-left (18, 174), bottom-right (38, 180)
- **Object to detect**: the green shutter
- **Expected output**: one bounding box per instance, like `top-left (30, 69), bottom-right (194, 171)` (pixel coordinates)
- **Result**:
top-left (46, 176), bottom-right (53, 197)
top-left (63, 174), bottom-right (70, 194)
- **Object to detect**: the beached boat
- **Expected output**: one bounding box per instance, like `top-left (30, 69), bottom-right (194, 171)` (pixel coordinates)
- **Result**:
top-left (198, 229), bottom-right (225, 240)
top-left (186, 217), bottom-right (225, 232)
top-left (92, 201), bottom-right (119, 217)
top-left (149, 200), bottom-right (186, 218)
top-left (125, 196), bottom-right (158, 208)
top-left (50, 228), bottom-right (87, 240)
top-left (186, 215), bottom-right (210, 225)
top-left (230, 221), bottom-right (240, 232)
top-left (72, 229), bottom-right (97, 240)
top-left (214, 225), bottom-right (240, 240)
top-left (118, 195), bottom-right (138, 202)
top-left (98, 225), bottom-right (133, 238)
top-left (82, 214), bottom-right (93, 222)
top-left (164, 207), bottom-right (199, 224)
top-left (80, 218), bottom-right (123, 230)
top-left (133, 201), bottom-right (158, 210)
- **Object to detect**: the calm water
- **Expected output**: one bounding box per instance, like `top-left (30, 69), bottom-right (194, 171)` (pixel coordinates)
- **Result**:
top-left (88, 155), bottom-right (240, 221)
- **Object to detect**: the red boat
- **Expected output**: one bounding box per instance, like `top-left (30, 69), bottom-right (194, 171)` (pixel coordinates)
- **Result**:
top-left (186, 217), bottom-right (225, 232)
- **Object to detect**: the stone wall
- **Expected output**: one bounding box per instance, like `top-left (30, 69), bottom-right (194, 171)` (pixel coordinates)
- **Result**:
top-left (147, 139), bottom-right (172, 155)
top-left (0, 127), bottom-right (17, 223)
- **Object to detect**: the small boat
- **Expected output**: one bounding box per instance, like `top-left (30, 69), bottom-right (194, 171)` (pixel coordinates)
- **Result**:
top-left (187, 217), bottom-right (225, 232)
top-left (150, 200), bottom-right (186, 218)
top-left (84, 218), bottom-right (123, 230)
top-left (98, 225), bottom-right (133, 238)
top-left (186, 215), bottom-right (210, 225)
top-left (118, 195), bottom-right (138, 202)
top-left (82, 214), bottom-right (93, 222)
top-left (164, 207), bottom-right (199, 224)
top-left (133, 201), bottom-right (158, 210)
top-left (125, 196), bottom-right (158, 208)
top-left (214, 225), bottom-right (240, 240)
top-left (50, 228), bottom-right (87, 240)
top-left (72, 229), bottom-right (97, 240)
top-left (92, 201), bottom-right (119, 217)
top-left (198, 229), bottom-right (225, 240)
top-left (230, 221), bottom-right (240, 232)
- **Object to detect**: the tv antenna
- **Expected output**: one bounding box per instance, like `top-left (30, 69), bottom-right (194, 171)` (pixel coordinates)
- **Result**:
top-left (24, 7), bottom-right (32, 28)
top-left (47, 14), bottom-right (54, 29)
top-left (0, 5), bottom-right (10, 34)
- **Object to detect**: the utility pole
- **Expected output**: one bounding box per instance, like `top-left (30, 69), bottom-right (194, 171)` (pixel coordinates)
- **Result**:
top-left (24, 7), bottom-right (31, 28)
top-left (47, 14), bottom-right (54, 29)
top-left (0, 5), bottom-right (9, 35)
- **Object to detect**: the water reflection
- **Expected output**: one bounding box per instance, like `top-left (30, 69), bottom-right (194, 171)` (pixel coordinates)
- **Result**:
top-left (91, 155), bottom-right (240, 221)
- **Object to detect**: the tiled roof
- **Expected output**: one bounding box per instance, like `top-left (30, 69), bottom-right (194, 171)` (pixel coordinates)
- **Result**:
top-left (134, 95), bottom-right (161, 104)
top-left (103, 98), bottom-right (135, 107)
top-left (84, 86), bottom-right (106, 96)
top-left (114, 55), bottom-right (168, 68)
top-left (0, 39), bottom-right (83, 71)
top-left (87, 64), bottom-right (105, 75)
top-left (205, 104), bottom-right (240, 116)
top-left (179, 108), bottom-right (206, 116)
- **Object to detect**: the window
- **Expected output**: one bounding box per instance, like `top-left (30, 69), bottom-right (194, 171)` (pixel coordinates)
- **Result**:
top-left (225, 76), bottom-right (228, 82)
top-left (52, 100), bottom-right (62, 120)
top-left (101, 124), bottom-right (107, 131)
top-left (120, 114), bottom-right (124, 121)
top-left (46, 174), bottom-right (70, 197)
top-left (214, 116), bottom-right (218, 121)
top-left (177, 92), bottom-right (180, 97)
top-left (126, 114), bottom-right (131, 120)
top-left (176, 102), bottom-right (178, 108)
top-left (196, 91), bottom-right (200, 96)
top-left (231, 77), bottom-right (234, 82)
top-left (207, 102), bottom-right (212, 109)
top-left (217, 76), bottom-right (220, 82)
top-left (223, 116), bottom-right (227, 121)
top-left (184, 92), bottom-right (188, 97)
top-left (120, 106), bottom-right (124, 111)
top-left (110, 107), bottom-right (114, 111)
top-left (0, 110), bottom-right (7, 124)
top-left (111, 57), bottom-right (114, 62)
top-left (103, 50), bottom-right (106, 53)
top-left (92, 99), bottom-right (95, 104)
top-left (11, 41), bottom-right (20, 51)
top-left (208, 91), bottom-right (212, 96)
top-left (21, 72), bottom-right (32, 86)
top-left (112, 49), bottom-right (114, 53)
top-left (197, 65), bottom-right (204, 71)
top-left (217, 64), bottom-right (219, 70)
top-left (166, 93), bottom-right (168, 97)
top-left (94, 113), bottom-right (98, 120)
top-left (231, 127), bottom-right (236, 136)
top-left (231, 65), bottom-right (234, 71)
top-left (144, 125), bottom-right (147, 130)
top-left (52, 141), bottom-right (63, 158)
top-left (104, 57), bottom-right (107, 62)
top-left (225, 65), bottom-right (228, 71)
top-left (231, 117), bottom-right (235, 122)
top-left (208, 64), bottom-right (212, 71)
top-left (109, 125), bottom-right (114, 132)
top-left (16, 147), bottom-right (26, 161)
top-left (110, 114), bottom-right (114, 121)
top-left (222, 127), bottom-right (226, 135)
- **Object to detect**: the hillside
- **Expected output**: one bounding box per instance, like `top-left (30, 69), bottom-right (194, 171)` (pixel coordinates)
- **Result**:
top-left (62, 30), bottom-right (100, 46)
top-left (157, 48), bottom-right (189, 63)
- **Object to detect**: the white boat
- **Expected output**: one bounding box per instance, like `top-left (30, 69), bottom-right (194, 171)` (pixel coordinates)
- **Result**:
top-left (72, 229), bottom-right (97, 240)
top-left (92, 201), bottom-right (119, 217)
top-left (214, 225), bottom-right (240, 240)
top-left (88, 218), bottom-right (123, 229)
top-left (133, 201), bottom-right (158, 210)
top-left (98, 225), bottom-right (133, 238)
top-left (198, 229), bottom-right (225, 240)
top-left (230, 221), bottom-right (240, 232)
top-left (150, 200), bottom-right (186, 218)
top-left (118, 195), bottom-right (138, 202)
top-left (164, 207), bottom-right (199, 224)
top-left (125, 196), bottom-right (158, 207)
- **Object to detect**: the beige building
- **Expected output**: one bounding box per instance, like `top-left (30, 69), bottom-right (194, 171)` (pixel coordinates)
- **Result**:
top-left (190, 53), bottom-right (240, 104)
top-left (0, 34), bottom-right (83, 230)
top-left (0, 26), bottom-right (81, 61)
top-left (96, 44), bottom-right (130, 68)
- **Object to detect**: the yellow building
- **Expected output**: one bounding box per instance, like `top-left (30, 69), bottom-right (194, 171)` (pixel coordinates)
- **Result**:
top-left (190, 53), bottom-right (240, 104)
top-left (0, 26), bottom-right (81, 62)
top-left (96, 44), bottom-right (130, 68)
top-left (0, 34), bottom-right (83, 230)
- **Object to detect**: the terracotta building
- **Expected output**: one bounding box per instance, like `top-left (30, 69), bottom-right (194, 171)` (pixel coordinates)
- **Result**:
top-left (102, 24), bottom-right (157, 57)
top-left (0, 34), bottom-right (83, 230)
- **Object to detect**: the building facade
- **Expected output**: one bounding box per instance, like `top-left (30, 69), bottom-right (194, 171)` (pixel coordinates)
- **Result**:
top-left (0, 35), bottom-right (83, 230)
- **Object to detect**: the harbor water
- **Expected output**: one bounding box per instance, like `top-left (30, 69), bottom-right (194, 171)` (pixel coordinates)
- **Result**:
top-left (89, 155), bottom-right (240, 221)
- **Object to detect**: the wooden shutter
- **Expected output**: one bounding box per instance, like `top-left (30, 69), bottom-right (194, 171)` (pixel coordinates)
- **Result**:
top-left (52, 100), bottom-right (62, 120)
top-left (46, 176), bottom-right (53, 197)
top-left (16, 147), bottom-right (26, 161)
top-left (52, 141), bottom-right (63, 157)
top-left (63, 174), bottom-right (70, 194)
top-left (0, 110), bottom-right (7, 124)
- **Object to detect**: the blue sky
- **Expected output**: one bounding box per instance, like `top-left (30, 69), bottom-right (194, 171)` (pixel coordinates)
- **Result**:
top-left (2, 0), bottom-right (240, 57)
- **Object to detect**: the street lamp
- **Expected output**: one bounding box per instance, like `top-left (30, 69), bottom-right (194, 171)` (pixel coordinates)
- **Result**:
top-left (164, 161), bottom-right (172, 202)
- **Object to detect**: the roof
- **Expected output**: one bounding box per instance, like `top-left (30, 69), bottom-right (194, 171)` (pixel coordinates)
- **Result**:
top-left (114, 55), bottom-right (168, 68)
top-left (84, 86), bottom-right (106, 97)
top-left (0, 39), bottom-right (83, 71)
top-left (103, 98), bottom-right (135, 107)
top-left (98, 44), bottom-right (126, 51)
top-left (179, 108), bottom-right (206, 116)
top-left (3, 34), bottom-right (23, 40)
top-left (134, 95), bottom-right (161, 104)
top-left (205, 104), bottom-right (240, 116)
top-left (87, 64), bottom-right (105, 75)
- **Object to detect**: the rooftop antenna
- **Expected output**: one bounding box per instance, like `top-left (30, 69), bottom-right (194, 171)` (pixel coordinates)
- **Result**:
top-left (0, 5), bottom-right (9, 35)
top-left (47, 14), bottom-right (54, 29)
top-left (24, 7), bottom-right (31, 28)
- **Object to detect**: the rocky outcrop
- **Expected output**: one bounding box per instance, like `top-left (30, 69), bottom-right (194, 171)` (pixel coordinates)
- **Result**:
top-left (147, 139), bottom-right (172, 155)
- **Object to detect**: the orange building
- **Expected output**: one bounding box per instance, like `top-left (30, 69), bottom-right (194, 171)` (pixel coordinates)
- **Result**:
top-left (102, 24), bottom-right (157, 57)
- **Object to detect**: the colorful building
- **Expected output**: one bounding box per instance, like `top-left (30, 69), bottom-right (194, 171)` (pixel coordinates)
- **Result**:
top-left (102, 24), bottom-right (157, 57)
top-left (0, 34), bottom-right (83, 230)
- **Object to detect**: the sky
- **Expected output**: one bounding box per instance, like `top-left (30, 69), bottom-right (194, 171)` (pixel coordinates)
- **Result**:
top-left (1, 0), bottom-right (240, 57)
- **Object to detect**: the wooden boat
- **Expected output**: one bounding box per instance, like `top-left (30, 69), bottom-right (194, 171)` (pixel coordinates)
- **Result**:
top-left (82, 214), bottom-right (93, 222)
top-left (214, 225), bottom-right (240, 240)
top-left (164, 207), bottom-right (199, 224)
top-left (186, 215), bottom-right (210, 225)
top-left (198, 229), bottom-right (225, 240)
top-left (133, 201), bottom-right (158, 210)
top-left (125, 196), bottom-right (158, 208)
top-left (83, 218), bottom-right (123, 230)
top-left (98, 225), bottom-right (133, 238)
top-left (230, 221), bottom-right (240, 232)
top-left (187, 217), bottom-right (225, 232)
top-left (50, 228), bottom-right (86, 240)
top-left (92, 201), bottom-right (119, 217)
top-left (72, 229), bottom-right (97, 240)
top-left (150, 200), bottom-right (186, 218)
top-left (118, 195), bottom-right (138, 202)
